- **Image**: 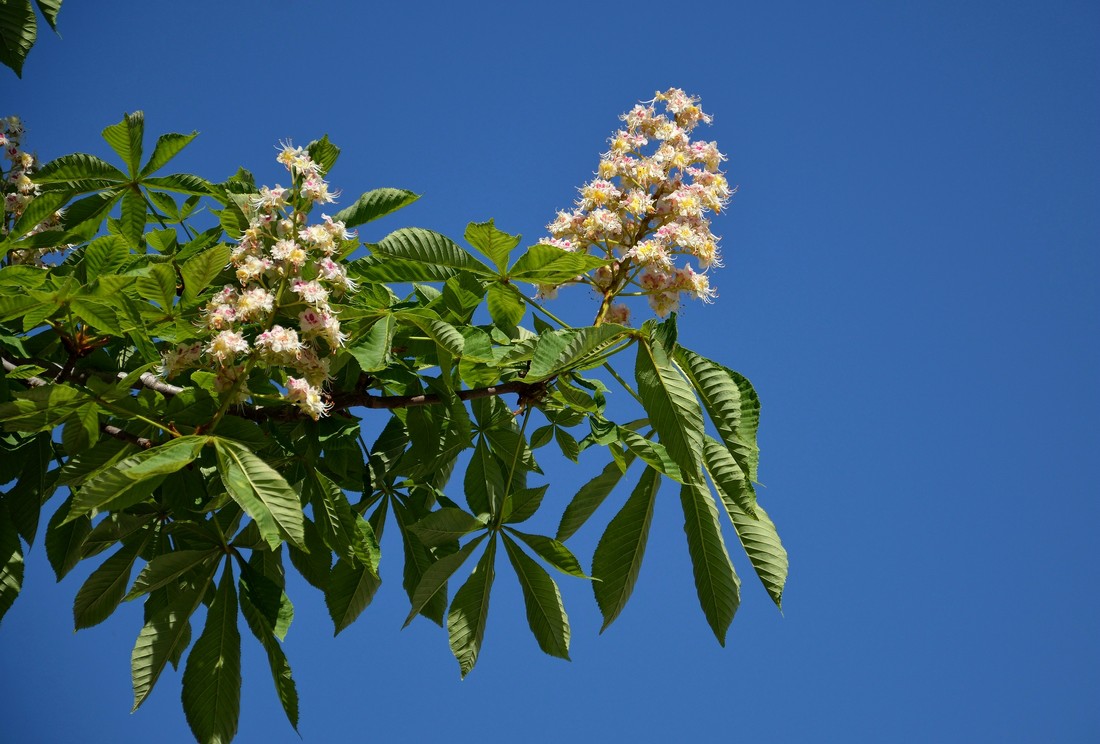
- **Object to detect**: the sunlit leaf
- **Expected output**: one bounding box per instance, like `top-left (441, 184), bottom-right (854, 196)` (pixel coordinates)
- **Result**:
top-left (213, 437), bottom-right (306, 551)
top-left (333, 187), bottom-right (420, 228)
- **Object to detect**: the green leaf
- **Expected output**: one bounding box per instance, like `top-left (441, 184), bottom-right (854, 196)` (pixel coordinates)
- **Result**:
top-left (463, 437), bottom-right (503, 518)
top-left (33, 153), bottom-right (127, 184)
top-left (182, 564), bottom-right (241, 744)
top-left (34, 0), bottom-right (61, 32)
top-left (486, 282), bottom-right (525, 328)
top-left (403, 533), bottom-right (487, 628)
top-left (142, 173), bottom-right (213, 196)
top-left (306, 134), bottom-right (340, 174)
top-left (676, 347), bottom-right (761, 481)
top-left (131, 561), bottom-right (213, 710)
top-left (636, 332), bottom-right (704, 481)
top-left (333, 187), bottom-right (420, 228)
top-left (347, 314), bottom-right (393, 372)
top-left (73, 536), bottom-right (148, 629)
top-left (556, 453), bottom-right (635, 541)
top-left (324, 556), bottom-right (381, 635)
top-left (9, 189), bottom-right (67, 238)
top-left (102, 112), bottom-right (144, 178)
top-left (70, 297), bottom-right (122, 336)
top-left (0, 0), bottom-right (35, 77)
top-left (64, 436), bottom-right (206, 524)
top-left (373, 227), bottom-right (493, 277)
top-left (135, 262), bottom-right (177, 310)
top-left (213, 438), bottom-right (306, 552)
top-left (592, 466), bottom-right (659, 631)
top-left (447, 535), bottom-right (497, 678)
top-left (554, 427), bottom-right (580, 462)
top-left (702, 436), bottom-right (758, 517)
top-left (83, 235), bottom-right (131, 279)
top-left (287, 519), bottom-right (331, 591)
top-left (723, 499), bottom-right (787, 611)
top-left (509, 243), bottom-right (611, 283)
top-left (141, 132), bottom-right (198, 177)
top-left (307, 471), bottom-right (379, 569)
top-left (527, 325), bottom-right (632, 381)
top-left (410, 507), bottom-right (487, 547)
top-left (239, 572), bottom-right (299, 731)
top-left (119, 186), bottom-right (145, 247)
top-left (502, 484), bottom-right (548, 525)
top-left (180, 243), bottom-right (231, 304)
top-left (502, 533), bottom-right (570, 660)
top-left (618, 428), bottom-right (685, 483)
top-left (5, 433), bottom-right (52, 545)
top-left (0, 499), bottom-right (23, 626)
top-left (680, 479), bottom-right (740, 645)
top-left (398, 311), bottom-right (466, 357)
top-left (125, 549), bottom-right (221, 602)
top-left (465, 219), bottom-right (521, 274)
top-left (507, 529), bottom-right (588, 578)
top-left (44, 494), bottom-right (91, 581)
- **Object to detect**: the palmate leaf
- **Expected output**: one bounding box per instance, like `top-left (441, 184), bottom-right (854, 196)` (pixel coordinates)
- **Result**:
top-left (323, 556), bottom-right (381, 635)
top-left (333, 187), bottom-right (420, 229)
top-left (702, 436), bottom-right (758, 517)
top-left (465, 219), bottom-right (521, 274)
top-left (34, 0), bottom-right (61, 32)
top-left (392, 499), bottom-right (446, 626)
top-left (635, 326), bottom-right (704, 481)
top-left (409, 507), bottom-right (487, 547)
top-left (372, 227), bottom-right (493, 278)
top-left (557, 453), bottom-right (635, 541)
top-left (676, 347), bottom-right (761, 482)
top-left (509, 243), bottom-right (611, 284)
top-left (507, 529), bottom-right (588, 578)
top-left (722, 499), bottom-right (788, 611)
top-left (526, 324), bottom-right (632, 381)
top-left (9, 190), bottom-right (67, 239)
top-left (33, 153), bottom-right (127, 185)
top-left (486, 282), bottom-right (524, 328)
top-left (0, 498), bottom-right (23, 626)
top-left (63, 436), bottom-right (206, 524)
top-left (502, 533), bottom-right (570, 660)
top-left (679, 479), bottom-right (740, 645)
top-left (592, 466), bottom-right (660, 631)
top-left (403, 533), bottom-right (487, 628)
top-left (306, 470), bottom-right (379, 569)
top-left (102, 112), bottom-right (144, 178)
top-left (180, 242), bottom-right (231, 304)
top-left (140, 131), bottom-right (198, 177)
top-left (44, 494), bottom-right (91, 581)
top-left (182, 563), bottom-right (242, 744)
top-left (124, 548), bottom-right (221, 602)
top-left (0, 0), bottom-right (35, 77)
top-left (131, 558), bottom-right (219, 711)
top-left (212, 437), bottom-right (306, 551)
top-left (347, 314), bottom-right (394, 372)
top-left (618, 428), bottom-right (685, 483)
top-left (73, 535), bottom-right (148, 629)
top-left (447, 535), bottom-right (497, 678)
top-left (239, 573), bottom-right (299, 732)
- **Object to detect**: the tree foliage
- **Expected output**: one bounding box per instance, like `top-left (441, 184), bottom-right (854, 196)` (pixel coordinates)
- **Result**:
top-left (0, 87), bottom-right (787, 743)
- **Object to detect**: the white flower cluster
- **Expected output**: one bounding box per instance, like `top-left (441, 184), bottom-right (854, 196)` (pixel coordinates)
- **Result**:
top-left (160, 143), bottom-right (357, 419)
top-left (1, 116), bottom-right (65, 265)
top-left (542, 89), bottom-right (731, 320)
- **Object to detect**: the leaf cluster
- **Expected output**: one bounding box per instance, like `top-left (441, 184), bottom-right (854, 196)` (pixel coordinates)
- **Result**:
top-left (0, 115), bottom-right (787, 743)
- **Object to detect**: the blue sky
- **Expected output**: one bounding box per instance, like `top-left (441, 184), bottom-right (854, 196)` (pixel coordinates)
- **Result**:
top-left (2, 1), bottom-right (1098, 741)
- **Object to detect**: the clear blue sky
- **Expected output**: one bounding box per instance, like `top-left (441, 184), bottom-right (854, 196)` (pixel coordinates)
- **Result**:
top-left (2, 1), bottom-right (1098, 741)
